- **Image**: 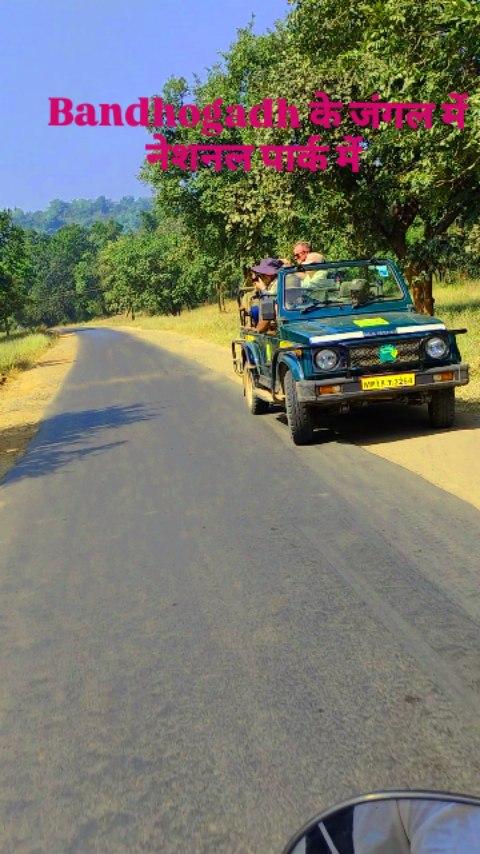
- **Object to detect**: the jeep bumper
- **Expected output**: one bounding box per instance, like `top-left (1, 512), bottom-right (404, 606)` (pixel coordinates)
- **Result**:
top-left (295, 363), bottom-right (469, 404)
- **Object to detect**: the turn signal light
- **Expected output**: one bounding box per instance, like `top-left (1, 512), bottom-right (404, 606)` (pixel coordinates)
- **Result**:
top-left (433, 371), bottom-right (454, 382)
top-left (316, 384), bottom-right (342, 395)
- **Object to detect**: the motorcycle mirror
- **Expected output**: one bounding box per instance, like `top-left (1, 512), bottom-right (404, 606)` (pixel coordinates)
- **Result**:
top-left (283, 790), bottom-right (480, 854)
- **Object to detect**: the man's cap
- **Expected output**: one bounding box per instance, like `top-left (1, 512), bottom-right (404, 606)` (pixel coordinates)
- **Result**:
top-left (251, 257), bottom-right (283, 276)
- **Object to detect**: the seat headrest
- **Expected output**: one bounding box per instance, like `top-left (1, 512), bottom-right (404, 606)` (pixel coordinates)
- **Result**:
top-left (339, 278), bottom-right (367, 296)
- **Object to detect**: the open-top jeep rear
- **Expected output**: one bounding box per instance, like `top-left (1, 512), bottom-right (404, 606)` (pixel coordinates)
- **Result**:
top-left (232, 258), bottom-right (469, 445)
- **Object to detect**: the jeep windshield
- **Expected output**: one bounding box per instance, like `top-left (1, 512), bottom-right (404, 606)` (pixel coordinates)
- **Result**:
top-left (282, 262), bottom-right (405, 314)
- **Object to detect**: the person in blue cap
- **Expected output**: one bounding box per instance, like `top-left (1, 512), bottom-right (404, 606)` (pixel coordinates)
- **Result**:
top-left (250, 257), bottom-right (283, 332)
top-left (252, 257), bottom-right (284, 295)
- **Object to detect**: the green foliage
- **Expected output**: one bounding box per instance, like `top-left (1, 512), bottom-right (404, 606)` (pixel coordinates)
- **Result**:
top-left (74, 220), bottom-right (124, 317)
top-left (25, 224), bottom-right (91, 325)
top-left (11, 196), bottom-right (153, 234)
top-left (98, 218), bottom-right (213, 317)
top-left (466, 223), bottom-right (480, 261)
top-left (291, 0), bottom-right (480, 254)
top-left (0, 211), bottom-right (30, 334)
top-left (143, 0), bottom-right (479, 308)
top-left (23, 221), bottom-right (124, 326)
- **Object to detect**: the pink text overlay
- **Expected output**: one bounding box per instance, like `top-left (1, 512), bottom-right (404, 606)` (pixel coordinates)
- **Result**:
top-left (48, 92), bottom-right (469, 173)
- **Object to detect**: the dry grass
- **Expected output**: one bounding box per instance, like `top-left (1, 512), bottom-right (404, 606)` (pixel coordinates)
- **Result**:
top-left (88, 302), bottom-right (239, 348)
top-left (434, 279), bottom-right (479, 408)
top-left (0, 332), bottom-right (54, 377)
top-left (0, 333), bottom-right (77, 482)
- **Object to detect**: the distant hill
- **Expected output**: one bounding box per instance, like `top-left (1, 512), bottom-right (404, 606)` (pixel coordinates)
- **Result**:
top-left (11, 195), bottom-right (153, 234)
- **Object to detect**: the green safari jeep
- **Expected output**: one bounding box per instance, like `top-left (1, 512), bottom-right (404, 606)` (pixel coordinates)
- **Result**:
top-left (232, 259), bottom-right (469, 445)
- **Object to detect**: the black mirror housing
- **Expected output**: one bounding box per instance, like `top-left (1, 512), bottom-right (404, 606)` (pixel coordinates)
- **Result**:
top-left (283, 791), bottom-right (480, 854)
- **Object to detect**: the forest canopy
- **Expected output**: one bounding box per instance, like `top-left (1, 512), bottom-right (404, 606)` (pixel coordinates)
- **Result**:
top-left (11, 196), bottom-right (152, 234)
top-left (143, 0), bottom-right (480, 313)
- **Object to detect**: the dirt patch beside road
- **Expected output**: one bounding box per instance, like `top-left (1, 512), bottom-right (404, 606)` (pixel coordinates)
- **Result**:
top-left (0, 332), bottom-right (78, 482)
top-left (120, 325), bottom-right (480, 512)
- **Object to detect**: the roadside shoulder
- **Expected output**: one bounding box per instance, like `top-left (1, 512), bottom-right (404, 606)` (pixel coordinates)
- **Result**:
top-left (0, 332), bottom-right (78, 482)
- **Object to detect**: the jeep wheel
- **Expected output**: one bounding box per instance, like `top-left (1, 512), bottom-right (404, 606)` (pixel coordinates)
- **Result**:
top-left (284, 370), bottom-right (314, 445)
top-left (243, 367), bottom-right (270, 414)
top-left (428, 387), bottom-right (455, 428)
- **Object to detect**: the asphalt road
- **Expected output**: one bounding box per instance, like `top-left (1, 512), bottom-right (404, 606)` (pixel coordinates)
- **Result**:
top-left (1, 328), bottom-right (480, 853)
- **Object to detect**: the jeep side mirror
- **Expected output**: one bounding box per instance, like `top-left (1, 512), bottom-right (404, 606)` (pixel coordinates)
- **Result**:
top-left (259, 297), bottom-right (276, 322)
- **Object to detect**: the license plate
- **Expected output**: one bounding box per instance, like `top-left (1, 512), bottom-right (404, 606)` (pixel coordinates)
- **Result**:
top-left (361, 373), bottom-right (415, 391)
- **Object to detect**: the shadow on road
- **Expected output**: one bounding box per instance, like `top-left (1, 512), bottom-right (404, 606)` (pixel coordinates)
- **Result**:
top-left (275, 403), bottom-right (480, 446)
top-left (332, 403), bottom-right (480, 447)
top-left (32, 358), bottom-right (73, 369)
top-left (1, 403), bottom-right (157, 485)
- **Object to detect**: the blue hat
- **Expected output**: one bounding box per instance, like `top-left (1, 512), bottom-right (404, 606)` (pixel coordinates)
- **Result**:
top-left (252, 257), bottom-right (283, 276)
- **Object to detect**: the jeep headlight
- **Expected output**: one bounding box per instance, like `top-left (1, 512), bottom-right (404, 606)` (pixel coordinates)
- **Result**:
top-left (314, 348), bottom-right (340, 371)
top-left (425, 336), bottom-right (449, 359)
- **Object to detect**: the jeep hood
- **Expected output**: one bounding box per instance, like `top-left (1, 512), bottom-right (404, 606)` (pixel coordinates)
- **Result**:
top-left (279, 310), bottom-right (446, 345)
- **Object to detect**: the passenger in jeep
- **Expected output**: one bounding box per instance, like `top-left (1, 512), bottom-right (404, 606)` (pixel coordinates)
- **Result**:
top-left (251, 257), bottom-right (283, 333)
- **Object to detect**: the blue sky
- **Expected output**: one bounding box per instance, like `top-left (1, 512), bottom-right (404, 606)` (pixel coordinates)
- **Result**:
top-left (0, 0), bottom-right (288, 210)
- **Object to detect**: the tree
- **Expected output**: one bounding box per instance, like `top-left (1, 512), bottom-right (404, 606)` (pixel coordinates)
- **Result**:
top-left (290, 0), bottom-right (480, 312)
top-left (97, 212), bottom-right (214, 318)
top-left (465, 222), bottom-right (480, 271)
top-left (74, 220), bottom-right (123, 317)
top-left (99, 228), bottom-right (175, 318)
top-left (11, 196), bottom-right (153, 234)
top-left (144, 1), bottom-right (480, 313)
top-left (25, 224), bottom-right (91, 325)
top-left (0, 211), bottom-right (29, 334)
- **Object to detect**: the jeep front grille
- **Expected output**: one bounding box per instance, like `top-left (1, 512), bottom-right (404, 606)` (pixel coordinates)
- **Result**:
top-left (348, 339), bottom-right (421, 369)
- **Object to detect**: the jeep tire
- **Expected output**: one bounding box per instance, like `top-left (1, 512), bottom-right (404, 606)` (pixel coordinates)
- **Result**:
top-left (243, 367), bottom-right (270, 414)
top-left (428, 387), bottom-right (455, 428)
top-left (284, 370), bottom-right (314, 445)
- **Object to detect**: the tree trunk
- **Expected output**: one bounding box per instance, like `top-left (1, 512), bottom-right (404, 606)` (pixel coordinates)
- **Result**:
top-left (217, 284), bottom-right (226, 312)
top-left (413, 280), bottom-right (426, 314)
top-left (405, 262), bottom-right (434, 315)
top-left (424, 271), bottom-right (435, 316)
top-left (405, 264), bottom-right (425, 313)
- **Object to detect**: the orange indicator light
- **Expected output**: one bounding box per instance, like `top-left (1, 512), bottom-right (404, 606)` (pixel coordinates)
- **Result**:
top-left (317, 384), bottom-right (341, 395)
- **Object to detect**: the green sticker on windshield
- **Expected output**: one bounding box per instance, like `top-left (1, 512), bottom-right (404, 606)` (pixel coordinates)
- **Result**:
top-left (353, 317), bottom-right (390, 327)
